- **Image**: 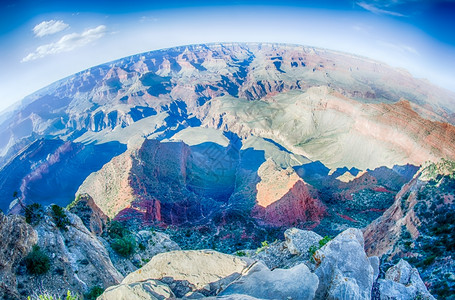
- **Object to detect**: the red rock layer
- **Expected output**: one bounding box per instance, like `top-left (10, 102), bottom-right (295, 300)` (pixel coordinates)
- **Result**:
top-left (253, 180), bottom-right (326, 228)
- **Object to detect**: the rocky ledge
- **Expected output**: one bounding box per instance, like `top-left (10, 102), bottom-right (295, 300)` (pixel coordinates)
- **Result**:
top-left (98, 228), bottom-right (434, 300)
top-left (0, 200), bottom-right (435, 300)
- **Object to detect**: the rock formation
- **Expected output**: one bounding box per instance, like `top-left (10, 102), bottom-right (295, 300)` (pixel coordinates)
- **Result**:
top-left (314, 228), bottom-right (374, 300)
top-left (68, 193), bottom-right (109, 235)
top-left (0, 212), bottom-right (37, 299)
top-left (97, 227), bottom-right (433, 299)
top-left (378, 259), bottom-right (434, 300)
top-left (0, 43), bottom-right (452, 299)
top-left (364, 159), bottom-right (455, 298)
top-left (2, 43), bottom-right (455, 214)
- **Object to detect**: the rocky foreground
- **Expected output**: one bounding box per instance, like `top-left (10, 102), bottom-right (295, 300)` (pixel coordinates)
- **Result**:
top-left (0, 196), bottom-right (435, 300)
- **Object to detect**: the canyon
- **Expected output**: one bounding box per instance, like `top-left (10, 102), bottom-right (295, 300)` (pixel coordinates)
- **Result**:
top-left (0, 43), bottom-right (454, 298)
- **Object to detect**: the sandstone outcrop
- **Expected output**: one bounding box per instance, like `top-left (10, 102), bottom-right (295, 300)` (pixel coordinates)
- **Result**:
top-left (364, 160), bottom-right (455, 298)
top-left (253, 159), bottom-right (326, 227)
top-left (122, 250), bottom-right (252, 297)
top-left (98, 279), bottom-right (175, 300)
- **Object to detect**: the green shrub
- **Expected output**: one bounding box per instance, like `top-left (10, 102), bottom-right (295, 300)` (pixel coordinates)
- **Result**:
top-left (27, 290), bottom-right (80, 300)
top-left (308, 236), bottom-right (332, 262)
top-left (255, 240), bottom-right (269, 254)
top-left (84, 286), bottom-right (104, 300)
top-left (111, 235), bottom-right (136, 257)
top-left (319, 236), bottom-right (332, 248)
top-left (235, 251), bottom-right (246, 257)
top-left (24, 245), bottom-right (50, 275)
top-left (107, 221), bottom-right (130, 239)
top-left (25, 203), bottom-right (44, 225)
top-left (66, 194), bottom-right (82, 211)
top-left (422, 254), bottom-right (437, 266)
top-left (51, 205), bottom-right (70, 230)
top-left (308, 245), bottom-right (318, 257)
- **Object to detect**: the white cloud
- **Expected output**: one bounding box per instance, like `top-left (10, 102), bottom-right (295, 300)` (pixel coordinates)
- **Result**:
top-left (33, 20), bottom-right (69, 37)
top-left (357, 2), bottom-right (406, 17)
top-left (22, 25), bottom-right (107, 62)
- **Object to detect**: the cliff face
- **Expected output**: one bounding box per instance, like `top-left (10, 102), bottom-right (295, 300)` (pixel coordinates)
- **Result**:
top-left (78, 139), bottom-right (227, 226)
top-left (2, 43), bottom-right (455, 216)
top-left (2, 43), bottom-right (455, 167)
top-left (0, 212), bottom-right (37, 299)
top-left (0, 205), bottom-right (123, 299)
top-left (253, 159), bottom-right (326, 227)
top-left (0, 138), bottom-right (126, 213)
top-left (364, 159), bottom-right (455, 298)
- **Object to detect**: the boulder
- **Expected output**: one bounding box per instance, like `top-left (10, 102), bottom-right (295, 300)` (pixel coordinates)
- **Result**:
top-left (378, 259), bottom-right (435, 300)
top-left (314, 228), bottom-right (374, 300)
top-left (284, 227), bottom-right (322, 256)
top-left (220, 261), bottom-right (318, 300)
top-left (122, 250), bottom-right (252, 297)
top-left (97, 279), bottom-right (174, 300)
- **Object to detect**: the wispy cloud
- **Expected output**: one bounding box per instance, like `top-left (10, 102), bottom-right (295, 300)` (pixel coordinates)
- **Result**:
top-left (139, 16), bottom-right (159, 23)
top-left (377, 40), bottom-right (419, 55)
top-left (357, 2), bottom-right (406, 17)
top-left (33, 20), bottom-right (69, 37)
top-left (22, 25), bottom-right (107, 62)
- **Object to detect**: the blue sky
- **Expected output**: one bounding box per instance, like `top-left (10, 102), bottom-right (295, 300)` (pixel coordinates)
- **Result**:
top-left (0, 0), bottom-right (454, 112)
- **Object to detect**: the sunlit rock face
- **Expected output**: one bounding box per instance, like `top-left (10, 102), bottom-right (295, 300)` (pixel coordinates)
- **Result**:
top-left (1, 42), bottom-right (454, 230)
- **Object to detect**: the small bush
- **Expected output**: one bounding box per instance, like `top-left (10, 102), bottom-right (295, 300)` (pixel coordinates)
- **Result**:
top-left (107, 221), bottom-right (130, 239)
top-left (422, 254), bottom-right (437, 266)
top-left (25, 203), bottom-right (44, 225)
top-left (235, 251), bottom-right (246, 257)
top-left (308, 245), bottom-right (318, 257)
top-left (308, 236), bottom-right (332, 263)
top-left (51, 205), bottom-right (70, 230)
top-left (319, 236), bottom-right (332, 248)
top-left (24, 245), bottom-right (50, 275)
top-left (138, 243), bottom-right (146, 251)
top-left (255, 240), bottom-right (269, 254)
top-left (84, 286), bottom-right (104, 300)
top-left (27, 290), bottom-right (80, 300)
top-left (111, 235), bottom-right (136, 257)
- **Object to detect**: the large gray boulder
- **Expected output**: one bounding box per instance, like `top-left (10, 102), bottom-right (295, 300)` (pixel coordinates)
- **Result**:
top-left (284, 227), bottom-right (322, 256)
top-left (314, 228), bottom-right (374, 300)
top-left (220, 261), bottom-right (318, 300)
top-left (122, 250), bottom-right (252, 297)
top-left (378, 259), bottom-right (435, 300)
top-left (97, 279), bottom-right (174, 300)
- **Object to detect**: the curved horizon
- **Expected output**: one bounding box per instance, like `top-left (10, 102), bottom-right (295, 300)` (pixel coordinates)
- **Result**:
top-left (1, 1), bottom-right (454, 113)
